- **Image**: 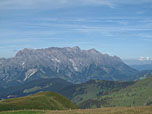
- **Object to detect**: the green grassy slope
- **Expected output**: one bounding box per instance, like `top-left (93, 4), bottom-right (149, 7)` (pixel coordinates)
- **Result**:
top-left (80, 76), bottom-right (152, 108)
top-left (0, 92), bottom-right (77, 111)
top-left (60, 80), bottom-right (134, 105)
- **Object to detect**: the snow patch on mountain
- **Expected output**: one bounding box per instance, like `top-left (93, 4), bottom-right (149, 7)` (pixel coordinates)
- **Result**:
top-left (69, 59), bottom-right (79, 71)
top-left (24, 69), bottom-right (38, 81)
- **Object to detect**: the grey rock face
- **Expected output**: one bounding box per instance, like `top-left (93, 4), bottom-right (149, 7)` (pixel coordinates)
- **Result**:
top-left (0, 47), bottom-right (138, 85)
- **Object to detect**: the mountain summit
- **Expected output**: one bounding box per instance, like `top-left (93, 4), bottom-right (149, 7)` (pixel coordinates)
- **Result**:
top-left (0, 46), bottom-right (137, 85)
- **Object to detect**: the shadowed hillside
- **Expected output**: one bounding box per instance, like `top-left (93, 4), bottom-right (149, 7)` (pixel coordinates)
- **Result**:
top-left (0, 78), bottom-right (72, 99)
top-left (80, 75), bottom-right (152, 108)
top-left (60, 80), bottom-right (134, 105)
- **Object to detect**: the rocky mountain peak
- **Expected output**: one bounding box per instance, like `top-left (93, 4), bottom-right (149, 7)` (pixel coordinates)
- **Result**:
top-left (15, 48), bottom-right (34, 57)
top-left (88, 48), bottom-right (100, 54)
top-left (0, 46), bottom-right (138, 84)
top-left (72, 46), bottom-right (80, 50)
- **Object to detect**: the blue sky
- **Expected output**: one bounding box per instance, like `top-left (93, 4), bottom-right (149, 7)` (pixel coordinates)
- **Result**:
top-left (0, 0), bottom-right (152, 59)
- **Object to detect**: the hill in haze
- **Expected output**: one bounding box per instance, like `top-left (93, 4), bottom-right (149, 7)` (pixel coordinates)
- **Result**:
top-left (124, 59), bottom-right (152, 71)
top-left (135, 70), bottom-right (152, 80)
top-left (0, 91), bottom-right (77, 111)
top-left (131, 64), bottom-right (152, 71)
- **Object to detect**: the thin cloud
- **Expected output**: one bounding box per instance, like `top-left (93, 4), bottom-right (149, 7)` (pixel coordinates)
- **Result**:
top-left (1, 0), bottom-right (152, 10)
top-left (0, 0), bottom-right (114, 9)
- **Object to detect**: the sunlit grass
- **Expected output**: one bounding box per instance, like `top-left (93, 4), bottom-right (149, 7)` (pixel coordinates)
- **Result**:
top-left (45, 106), bottom-right (152, 114)
top-left (0, 106), bottom-right (152, 114)
top-left (0, 111), bottom-right (44, 114)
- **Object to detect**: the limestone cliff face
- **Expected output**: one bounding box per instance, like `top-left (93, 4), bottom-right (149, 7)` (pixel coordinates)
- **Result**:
top-left (0, 46), bottom-right (137, 85)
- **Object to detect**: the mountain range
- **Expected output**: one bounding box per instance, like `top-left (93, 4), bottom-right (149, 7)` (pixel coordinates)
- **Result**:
top-left (124, 59), bottom-right (152, 71)
top-left (0, 45), bottom-right (151, 110)
top-left (0, 46), bottom-right (138, 86)
top-left (131, 64), bottom-right (152, 71)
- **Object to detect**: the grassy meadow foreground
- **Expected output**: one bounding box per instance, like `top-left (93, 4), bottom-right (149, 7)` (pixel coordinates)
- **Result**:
top-left (0, 106), bottom-right (152, 114)
top-left (0, 111), bottom-right (44, 114)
